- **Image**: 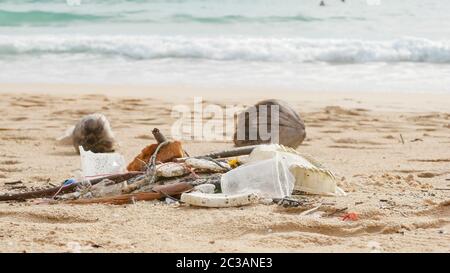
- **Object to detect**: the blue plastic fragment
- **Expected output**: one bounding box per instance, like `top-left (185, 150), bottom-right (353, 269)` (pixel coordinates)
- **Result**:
top-left (62, 178), bottom-right (76, 186)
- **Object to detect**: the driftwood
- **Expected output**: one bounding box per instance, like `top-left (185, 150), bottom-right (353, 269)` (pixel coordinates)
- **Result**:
top-left (175, 146), bottom-right (257, 162)
top-left (201, 146), bottom-right (257, 159)
top-left (133, 173), bottom-right (221, 193)
top-left (299, 204), bottom-right (322, 216)
top-left (122, 177), bottom-right (148, 194)
top-left (0, 172), bottom-right (141, 202)
top-left (152, 128), bottom-right (167, 143)
top-left (4, 181), bottom-right (23, 185)
top-left (67, 182), bottom-right (193, 205)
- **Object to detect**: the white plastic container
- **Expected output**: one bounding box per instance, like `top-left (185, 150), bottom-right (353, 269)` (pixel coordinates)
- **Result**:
top-left (79, 146), bottom-right (125, 179)
top-left (221, 154), bottom-right (295, 198)
top-left (247, 144), bottom-right (345, 196)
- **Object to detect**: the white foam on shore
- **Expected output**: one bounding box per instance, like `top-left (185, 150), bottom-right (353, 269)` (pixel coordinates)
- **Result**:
top-left (1, 35), bottom-right (450, 64)
top-left (1, 35), bottom-right (450, 93)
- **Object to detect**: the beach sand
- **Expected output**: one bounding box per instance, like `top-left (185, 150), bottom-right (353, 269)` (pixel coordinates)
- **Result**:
top-left (0, 83), bottom-right (449, 253)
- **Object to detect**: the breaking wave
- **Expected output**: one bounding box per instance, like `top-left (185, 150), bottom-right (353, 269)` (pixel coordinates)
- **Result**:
top-left (1, 35), bottom-right (449, 64)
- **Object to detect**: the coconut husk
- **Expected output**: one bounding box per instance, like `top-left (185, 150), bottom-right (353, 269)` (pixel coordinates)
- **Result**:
top-left (233, 99), bottom-right (306, 148)
top-left (127, 141), bottom-right (184, 172)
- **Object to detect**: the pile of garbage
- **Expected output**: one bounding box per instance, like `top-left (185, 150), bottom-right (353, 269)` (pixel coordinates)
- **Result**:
top-left (0, 127), bottom-right (345, 208)
top-left (0, 99), bottom-right (348, 208)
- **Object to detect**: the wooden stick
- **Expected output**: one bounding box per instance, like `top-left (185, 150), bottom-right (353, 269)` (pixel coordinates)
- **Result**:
top-left (152, 128), bottom-right (167, 143)
top-left (0, 172), bottom-right (141, 202)
top-left (300, 204), bottom-right (322, 216)
top-left (152, 182), bottom-right (193, 194)
top-left (202, 145), bottom-right (257, 159)
top-left (11, 186), bottom-right (27, 190)
top-left (175, 145), bottom-right (258, 162)
top-left (4, 181), bottom-right (23, 185)
top-left (121, 177), bottom-right (148, 194)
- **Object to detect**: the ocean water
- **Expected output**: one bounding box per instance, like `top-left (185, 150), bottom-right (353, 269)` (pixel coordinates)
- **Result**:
top-left (1, 0), bottom-right (450, 92)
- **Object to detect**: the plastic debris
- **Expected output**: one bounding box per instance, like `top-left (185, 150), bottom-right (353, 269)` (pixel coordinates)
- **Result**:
top-left (227, 158), bottom-right (241, 169)
top-left (342, 212), bottom-right (358, 221)
top-left (248, 144), bottom-right (345, 196)
top-left (80, 146), bottom-right (125, 178)
top-left (3, 124), bottom-right (349, 218)
top-left (62, 178), bottom-right (77, 186)
top-left (221, 154), bottom-right (294, 198)
top-left (165, 197), bottom-right (178, 205)
top-left (180, 192), bottom-right (259, 207)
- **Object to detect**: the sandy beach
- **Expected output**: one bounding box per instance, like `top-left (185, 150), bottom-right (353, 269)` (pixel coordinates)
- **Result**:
top-left (0, 83), bottom-right (448, 253)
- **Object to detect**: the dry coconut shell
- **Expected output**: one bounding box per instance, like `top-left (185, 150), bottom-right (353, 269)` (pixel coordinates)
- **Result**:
top-left (233, 99), bottom-right (306, 148)
top-left (71, 113), bottom-right (116, 154)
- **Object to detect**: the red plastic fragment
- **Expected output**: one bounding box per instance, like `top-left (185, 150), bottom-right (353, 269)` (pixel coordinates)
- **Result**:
top-left (342, 212), bottom-right (358, 221)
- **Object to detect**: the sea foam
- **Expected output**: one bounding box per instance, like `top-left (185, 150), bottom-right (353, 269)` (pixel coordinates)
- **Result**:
top-left (1, 35), bottom-right (449, 64)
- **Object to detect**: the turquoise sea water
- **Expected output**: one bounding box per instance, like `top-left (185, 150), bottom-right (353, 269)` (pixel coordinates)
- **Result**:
top-left (1, 0), bottom-right (450, 92)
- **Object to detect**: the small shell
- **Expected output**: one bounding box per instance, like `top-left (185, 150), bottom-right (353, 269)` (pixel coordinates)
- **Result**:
top-left (234, 99), bottom-right (306, 148)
